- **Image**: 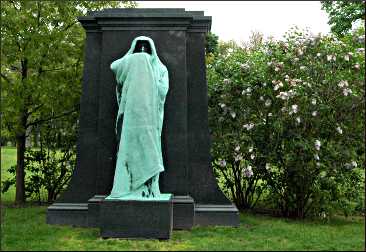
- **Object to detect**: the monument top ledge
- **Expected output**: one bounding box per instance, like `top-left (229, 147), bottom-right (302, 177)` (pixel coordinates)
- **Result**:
top-left (78, 8), bottom-right (212, 32)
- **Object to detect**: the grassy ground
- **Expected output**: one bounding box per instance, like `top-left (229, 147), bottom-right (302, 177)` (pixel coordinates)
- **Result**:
top-left (1, 146), bottom-right (16, 202)
top-left (1, 147), bottom-right (365, 251)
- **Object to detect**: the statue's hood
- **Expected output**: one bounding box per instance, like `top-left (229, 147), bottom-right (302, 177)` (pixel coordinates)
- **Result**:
top-left (111, 36), bottom-right (167, 83)
top-left (122, 36), bottom-right (166, 78)
top-left (125, 36), bottom-right (158, 58)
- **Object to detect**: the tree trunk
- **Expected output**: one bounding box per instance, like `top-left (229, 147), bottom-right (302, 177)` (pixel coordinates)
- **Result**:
top-left (15, 58), bottom-right (28, 205)
top-left (15, 132), bottom-right (26, 204)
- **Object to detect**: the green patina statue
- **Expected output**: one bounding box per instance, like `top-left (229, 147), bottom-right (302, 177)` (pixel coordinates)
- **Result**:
top-left (106, 36), bottom-right (170, 201)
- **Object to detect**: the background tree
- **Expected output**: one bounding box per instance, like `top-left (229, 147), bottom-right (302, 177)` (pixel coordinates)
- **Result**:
top-left (1, 0), bottom-right (136, 205)
top-left (321, 0), bottom-right (365, 37)
top-left (205, 32), bottom-right (219, 55)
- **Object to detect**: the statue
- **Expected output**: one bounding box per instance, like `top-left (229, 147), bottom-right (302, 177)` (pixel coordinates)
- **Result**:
top-left (106, 36), bottom-right (169, 200)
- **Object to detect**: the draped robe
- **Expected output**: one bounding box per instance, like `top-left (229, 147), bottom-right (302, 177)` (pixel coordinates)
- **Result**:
top-left (106, 36), bottom-right (169, 200)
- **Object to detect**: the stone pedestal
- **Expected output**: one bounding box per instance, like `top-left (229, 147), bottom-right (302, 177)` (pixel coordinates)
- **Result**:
top-left (194, 204), bottom-right (240, 227)
top-left (172, 195), bottom-right (194, 230)
top-left (100, 196), bottom-right (173, 239)
top-left (87, 195), bottom-right (106, 227)
top-left (47, 203), bottom-right (88, 227)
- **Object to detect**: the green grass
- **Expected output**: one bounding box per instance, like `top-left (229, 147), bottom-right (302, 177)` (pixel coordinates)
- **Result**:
top-left (1, 147), bottom-right (365, 251)
top-left (1, 206), bottom-right (364, 251)
top-left (1, 147), bottom-right (17, 202)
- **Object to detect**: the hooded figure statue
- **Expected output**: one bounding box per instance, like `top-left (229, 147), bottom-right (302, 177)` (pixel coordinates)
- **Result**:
top-left (106, 36), bottom-right (169, 200)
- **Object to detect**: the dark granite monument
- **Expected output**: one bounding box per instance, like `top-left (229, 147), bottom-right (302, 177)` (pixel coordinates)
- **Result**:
top-left (47, 8), bottom-right (239, 235)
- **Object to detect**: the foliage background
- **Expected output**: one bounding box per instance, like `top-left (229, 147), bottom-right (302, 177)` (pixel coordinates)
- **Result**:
top-left (207, 26), bottom-right (365, 218)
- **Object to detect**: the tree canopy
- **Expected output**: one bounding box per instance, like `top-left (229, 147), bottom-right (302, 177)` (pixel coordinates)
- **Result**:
top-left (321, 0), bottom-right (365, 36)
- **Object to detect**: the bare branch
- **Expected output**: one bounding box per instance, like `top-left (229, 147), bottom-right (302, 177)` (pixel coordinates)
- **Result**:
top-left (41, 67), bottom-right (66, 73)
top-left (26, 108), bottom-right (78, 127)
top-left (62, 21), bottom-right (79, 32)
top-left (26, 104), bottom-right (44, 117)
top-left (37, 1), bottom-right (41, 27)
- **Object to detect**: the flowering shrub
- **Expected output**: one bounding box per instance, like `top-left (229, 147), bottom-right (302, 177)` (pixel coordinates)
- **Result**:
top-left (207, 27), bottom-right (365, 218)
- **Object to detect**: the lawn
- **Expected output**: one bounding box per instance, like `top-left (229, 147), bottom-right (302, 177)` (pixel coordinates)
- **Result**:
top-left (1, 147), bottom-right (365, 251)
top-left (1, 146), bottom-right (16, 202)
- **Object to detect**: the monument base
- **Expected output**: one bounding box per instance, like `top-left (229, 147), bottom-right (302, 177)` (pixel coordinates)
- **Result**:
top-left (46, 203), bottom-right (88, 227)
top-left (194, 204), bottom-right (240, 227)
top-left (99, 194), bottom-right (173, 239)
top-left (47, 195), bottom-right (240, 229)
top-left (87, 195), bottom-right (106, 227)
top-left (172, 195), bottom-right (194, 230)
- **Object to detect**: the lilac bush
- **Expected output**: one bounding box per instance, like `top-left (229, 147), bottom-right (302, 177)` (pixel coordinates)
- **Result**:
top-left (207, 27), bottom-right (365, 218)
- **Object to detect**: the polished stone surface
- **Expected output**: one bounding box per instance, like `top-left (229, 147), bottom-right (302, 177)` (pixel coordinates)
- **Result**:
top-left (100, 196), bottom-right (173, 239)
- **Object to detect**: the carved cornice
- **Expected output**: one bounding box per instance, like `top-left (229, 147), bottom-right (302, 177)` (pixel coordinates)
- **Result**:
top-left (78, 8), bottom-right (211, 33)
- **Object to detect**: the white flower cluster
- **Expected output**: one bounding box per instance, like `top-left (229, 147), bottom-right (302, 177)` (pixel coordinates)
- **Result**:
top-left (327, 54), bottom-right (336, 62)
top-left (310, 98), bottom-right (318, 117)
top-left (314, 139), bottom-right (321, 170)
top-left (234, 154), bottom-right (243, 162)
top-left (219, 103), bottom-right (226, 108)
top-left (338, 80), bottom-right (348, 88)
top-left (297, 48), bottom-right (304, 56)
top-left (243, 123), bottom-right (255, 130)
top-left (285, 76), bottom-right (302, 87)
top-left (243, 165), bottom-right (253, 178)
top-left (276, 90), bottom-right (295, 100)
top-left (344, 54), bottom-right (350, 61)
top-left (274, 62), bottom-right (284, 72)
top-left (315, 139), bottom-right (321, 151)
top-left (223, 78), bottom-right (231, 85)
top-left (240, 63), bottom-right (250, 71)
top-left (345, 161), bottom-right (358, 170)
top-left (265, 163), bottom-right (271, 171)
top-left (233, 145), bottom-right (243, 161)
top-left (289, 104), bottom-right (298, 115)
top-left (218, 159), bottom-right (227, 167)
top-left (356, 48), bottom-right (365, 54)
top-left (338, 80), bottom-right (353, 96)
top-left (335, 125), bottom-right (343, 134)
top-left (265, 99), bottom-right (272, 107)
top-left (242, 87), bottom-right (252, 96)
top-left (358, 34), bottom-right (365, 43)
top-left (272, 80), bottom-right (284, 91)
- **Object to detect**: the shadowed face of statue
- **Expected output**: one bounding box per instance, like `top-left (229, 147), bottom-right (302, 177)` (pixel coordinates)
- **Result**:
top-left (133, 40), bottom-right (152, 54)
